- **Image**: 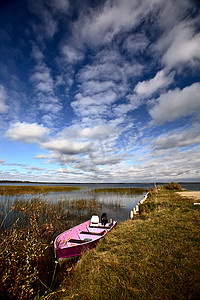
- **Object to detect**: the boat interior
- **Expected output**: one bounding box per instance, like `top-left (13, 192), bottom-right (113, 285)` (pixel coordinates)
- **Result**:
top-left (55, 214), bottom-right (115, 248)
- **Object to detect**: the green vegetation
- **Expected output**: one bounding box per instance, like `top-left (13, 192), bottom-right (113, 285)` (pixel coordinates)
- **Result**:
top-left (0, 185), bottom-right (81, 196)
top-left (54, 186), bottom-right (200, 300)
top-left (91, 187), bottom-right (147, 195)
top-left (163, 181), bottom-right (183, 191)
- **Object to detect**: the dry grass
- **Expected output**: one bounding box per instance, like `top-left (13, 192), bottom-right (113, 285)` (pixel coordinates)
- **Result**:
top-left (0, 187), bottom-right (124, 299)
top-left (0, 185), bottom-right (81, 196)
top-left (0, 196), bottom-right (72, 300)
top-left (91, 187), bottom-right (147, 195)
top-left (53, 188), bottom-right (200, 300)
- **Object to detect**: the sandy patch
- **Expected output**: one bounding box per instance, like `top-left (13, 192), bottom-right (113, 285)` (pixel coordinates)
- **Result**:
top-left (176, 191), bottom-right (200, 202)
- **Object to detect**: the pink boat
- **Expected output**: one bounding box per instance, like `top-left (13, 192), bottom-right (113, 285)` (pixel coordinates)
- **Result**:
top-left (54, 214), bottom-right (117, 259)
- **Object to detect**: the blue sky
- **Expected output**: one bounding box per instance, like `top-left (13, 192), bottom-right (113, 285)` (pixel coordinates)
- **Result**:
top-left (0, 0), bottom-right (200, 183)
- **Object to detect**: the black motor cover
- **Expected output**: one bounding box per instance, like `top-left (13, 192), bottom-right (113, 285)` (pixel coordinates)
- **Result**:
top-left (101, 213), bottom-right (108, 227)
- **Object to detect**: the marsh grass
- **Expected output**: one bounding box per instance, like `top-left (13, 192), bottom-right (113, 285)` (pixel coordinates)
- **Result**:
top-left (91, 187), bottom-right (147, 195)
top-left (0, 185), bottom-right (81, 196)
top-left (0, 196), bottom-right (72, 300)
top-left (0, 185), bottom-right (125, 299)
top-left (54, 188), bottom-right (200, 300)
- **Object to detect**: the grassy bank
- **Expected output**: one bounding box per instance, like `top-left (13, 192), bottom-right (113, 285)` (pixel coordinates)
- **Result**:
top-left (0, 185), bottom-right (81, 196)
top-left (54, 186), bottom-right (200, 300)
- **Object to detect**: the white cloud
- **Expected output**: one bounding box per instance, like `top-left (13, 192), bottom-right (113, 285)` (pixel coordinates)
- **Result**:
top-left (61, 45), bottom-right (84, 64)
top-left (30, 63), bottom-right (54, 94)
top-left (28, 0), bottom-right (58, 39)
top-left (5, 122), bottom-right (50, 143)
top-left (134, 70), bottom-right (174, 96)
top-left (73, 47), bottom-right (143, 120)
top-left (35, 152), bottom-right (84, 167)
top-left (74, 0), bottom-right (159, 47)
top-left (31, 44), bottom-right (44, 61)
top-left (42, 138), bottom-right (93, 155)
top-left (77, 50), bottom-right (129, 88)
top-left (84, 124), bottom-right (119, 141)
top-left (76, 49), bottom-right (143, 100)
top-left (35, 154), bottom-right (52, 160)
top-left (30, 47), bottom-right (63, 126)
top-left (25, 166), bottom-right (45, 171)
top-left (78, 60), bottom-right (120, 83)
top-left (39, 101), bottom-right (61, 114)
top-left (61, 123), bottom-right (116, 140)
top-left (123, 33), bottom-right (149, 55)
top-left (155, 20), bottom-right (200, 69)
top-left (80, 124), bottom-right (116, 140)
top-left (50, 0), bottom-right (69, 13)
top-left (115, 144), bottom-right (200, 182)
top-left (71, 90), bottom-right (117, 118)
top-left (165, 29), bottom-right (200, 68)
top-left (0, 84), bottom-right (8, 113)
top-left (149, 82), bottom-right (200, 124)
top-left (33, 121), bottom-right (125, 169)
top-left (113, 94), bottom-right (144, 116)
top-left (28, 0), bottom-right (70, 41)
top-left (156, 0), bottom-right (194, 31)
top-left (154, 125), bottom-right (200, 150)
top-left (57, 168), bottom-right (68, 173)
top-left (79, 80), bottom-right (116, 97)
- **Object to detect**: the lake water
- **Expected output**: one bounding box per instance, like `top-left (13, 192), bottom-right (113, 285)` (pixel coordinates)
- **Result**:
top-left (1, 181), bottom-right (199, 190)
top-left (0, 182), bottom-right (199, 226)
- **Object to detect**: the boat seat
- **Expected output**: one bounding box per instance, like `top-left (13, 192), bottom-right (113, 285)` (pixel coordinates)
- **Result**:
top-left (69, 238), bottom-right (92, 244)
top-left (90, 215), bottom-right (100, 227)
top-left (80, 231), bottom-right (106, 236)
top-left (68, 239), bottom-right (86, 244)
top-left (89, 224), bottom-right (111, 229)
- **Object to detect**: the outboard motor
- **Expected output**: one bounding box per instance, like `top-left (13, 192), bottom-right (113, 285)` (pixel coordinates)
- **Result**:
top-left (101, 213), bottom-right (108, 227)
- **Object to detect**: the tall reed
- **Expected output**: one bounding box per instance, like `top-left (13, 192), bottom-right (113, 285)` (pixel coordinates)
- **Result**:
top-left (0, 196), bottom-right (71, 299)
top-left (0, 185), bottom-right (81, 196)
top-left (91, 187), bottom-right (147, 195)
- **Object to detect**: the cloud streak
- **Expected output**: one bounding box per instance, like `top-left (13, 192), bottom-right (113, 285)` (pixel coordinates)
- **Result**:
top-left (0, 84), bottom-right (8, 113)
top-left (134, 70), bottom-right (174, 97)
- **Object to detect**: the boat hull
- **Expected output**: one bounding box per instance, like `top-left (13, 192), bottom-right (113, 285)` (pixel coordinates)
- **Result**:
top-left (54, 219), bottom-right (117, 259)
top-left (56, 238), bottom-right (99, 259)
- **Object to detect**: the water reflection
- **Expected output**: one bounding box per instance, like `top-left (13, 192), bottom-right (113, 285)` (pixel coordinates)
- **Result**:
top-left (35, 189), bottom-right (144, 221)
top-left (0, 188), bottom-right (145, 231)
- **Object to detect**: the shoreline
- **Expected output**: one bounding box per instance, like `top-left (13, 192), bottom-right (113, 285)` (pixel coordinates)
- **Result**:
top-left (176, 191), bottom-right (200, 201)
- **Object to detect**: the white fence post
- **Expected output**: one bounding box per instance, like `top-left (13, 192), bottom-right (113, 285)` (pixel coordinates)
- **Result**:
top-left (130, 192), bottom-right (149, 219)
top-left (130, 210), bottom-right (134, 219)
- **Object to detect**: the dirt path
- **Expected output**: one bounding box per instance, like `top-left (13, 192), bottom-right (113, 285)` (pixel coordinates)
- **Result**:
top-left (176, 191), bottom-right (200, 202)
